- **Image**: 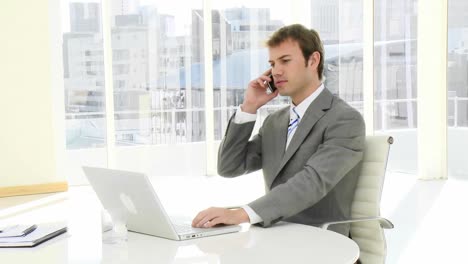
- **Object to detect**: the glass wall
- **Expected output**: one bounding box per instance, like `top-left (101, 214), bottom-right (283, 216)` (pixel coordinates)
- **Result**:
top-left (107, 1), bottom-right (206, 176)
top-left (107, 1), bottom-right (204, 146)
top-left (60, 0), bottom-right (427, 182)
top-left (448, 0), bottom-right (468, 179)
top-left (212, 2), bottom-right (290, 139)
top-left (62, 0), bottom-right (107, 149)
top-left (310, 0), bottom-right (364, 112)
top-left (374, 0), bottom-right (418, 173)
top-left (212, 0), bottom-right (364, 139)
top-left (61, 0), bottom-right (108, 184)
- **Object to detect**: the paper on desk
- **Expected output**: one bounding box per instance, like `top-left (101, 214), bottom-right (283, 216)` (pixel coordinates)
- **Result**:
top-left (0, 224), bottom-right (36, 238)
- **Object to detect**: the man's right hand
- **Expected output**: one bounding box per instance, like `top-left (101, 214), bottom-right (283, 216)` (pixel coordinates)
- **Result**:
top-left (241, 69), bottom-right (279, 114)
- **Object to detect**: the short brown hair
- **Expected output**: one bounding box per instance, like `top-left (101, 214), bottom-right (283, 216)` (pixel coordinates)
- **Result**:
top-left (267, 24), bottom-right (324, 80)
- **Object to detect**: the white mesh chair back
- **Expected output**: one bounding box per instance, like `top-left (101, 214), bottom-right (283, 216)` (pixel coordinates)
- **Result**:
top-left (350, 136), bottom-right (393, 264)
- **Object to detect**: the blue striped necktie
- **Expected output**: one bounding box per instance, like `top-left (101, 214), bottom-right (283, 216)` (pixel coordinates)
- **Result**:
top-left (288, 107), bottom-right (300, 136)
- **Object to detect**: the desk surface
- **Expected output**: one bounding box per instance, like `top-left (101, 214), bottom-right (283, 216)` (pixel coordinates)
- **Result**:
top-left (0, 186), bottom-right (359, 264)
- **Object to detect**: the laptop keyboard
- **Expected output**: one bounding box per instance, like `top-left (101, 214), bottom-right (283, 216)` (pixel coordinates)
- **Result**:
top-left (172, 221), bottom-right (241, 239)
top-left (173, 223), bottom-right (200, 234)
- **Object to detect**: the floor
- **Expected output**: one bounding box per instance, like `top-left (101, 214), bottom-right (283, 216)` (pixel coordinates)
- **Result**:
top-left (381, 172), bottom-right (468, 263)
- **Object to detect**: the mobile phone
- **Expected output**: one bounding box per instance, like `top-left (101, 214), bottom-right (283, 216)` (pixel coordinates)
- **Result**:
top-left (265, 74), bottom-right (276, 94)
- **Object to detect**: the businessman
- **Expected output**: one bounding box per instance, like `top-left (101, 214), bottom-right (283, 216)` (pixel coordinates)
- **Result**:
top-left (192, 24), bottom-right (365, 236)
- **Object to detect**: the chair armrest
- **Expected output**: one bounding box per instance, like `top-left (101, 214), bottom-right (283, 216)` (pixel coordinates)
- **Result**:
top-left (320, 217), bottom-right (394, 230)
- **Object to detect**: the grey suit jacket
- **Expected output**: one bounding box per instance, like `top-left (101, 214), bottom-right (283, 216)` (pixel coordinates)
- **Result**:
top-left (217, 88), bottom-right (365, 236)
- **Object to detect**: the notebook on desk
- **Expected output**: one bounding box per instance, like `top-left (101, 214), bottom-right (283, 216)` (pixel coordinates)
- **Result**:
top-left (0, 222), bottom-right (67, 248)
top-left (82, 166), bottom-right (241, 241)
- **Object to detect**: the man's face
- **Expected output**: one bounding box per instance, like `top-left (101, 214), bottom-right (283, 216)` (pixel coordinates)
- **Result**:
top-left (268, 39), bottom-right (318, 100)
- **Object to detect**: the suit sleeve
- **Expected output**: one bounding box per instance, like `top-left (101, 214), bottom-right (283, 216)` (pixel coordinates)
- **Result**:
top-left (217, 113), bottom-right (268, 177)
top-left (248, 109), bottom-right (365, 227)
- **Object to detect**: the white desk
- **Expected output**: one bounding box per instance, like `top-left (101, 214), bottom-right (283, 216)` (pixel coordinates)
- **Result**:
top-left (0, 186), bottom-right (359, 264)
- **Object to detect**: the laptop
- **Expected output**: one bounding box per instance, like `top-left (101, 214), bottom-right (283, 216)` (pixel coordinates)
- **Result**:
top-left (82, 166), bottom-right (241, 241)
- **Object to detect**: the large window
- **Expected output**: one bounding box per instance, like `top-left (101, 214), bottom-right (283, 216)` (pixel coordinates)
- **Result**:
top-left (310, 0), bottom-right (364, 112)
top-left (61, 0), bottom-right (108, 184)
top-left (108, 1), bottom-right (206, 176)
top-left (62, 1), bottom-right (107, 149)
top-left (448, 0), bottom-right (468, 179)
top-left (109, 1), bottom-right (204, 146)
top-left (374, 0), bottom-right (418, 173)
top-left (212, 3), bottom-right (289, 139)
top-left (61, 0), bottom-right (425, 183)
top-left (212, 0), bottom-right (364, 139)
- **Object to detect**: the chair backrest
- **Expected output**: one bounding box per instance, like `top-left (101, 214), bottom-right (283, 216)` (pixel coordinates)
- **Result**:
top-left (350, 135), bottom-right (393, 264)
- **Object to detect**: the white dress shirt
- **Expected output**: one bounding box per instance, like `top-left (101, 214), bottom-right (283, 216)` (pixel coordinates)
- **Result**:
top-left (233, 83), bottom-right (325, 224)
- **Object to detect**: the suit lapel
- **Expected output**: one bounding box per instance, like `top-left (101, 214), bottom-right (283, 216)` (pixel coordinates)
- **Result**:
top-left (273, 107), bottom-right (289, 156)
top-left (274, 88), bottom-right (334, 180)
top-left (263, 107), bottom-right (289, 189)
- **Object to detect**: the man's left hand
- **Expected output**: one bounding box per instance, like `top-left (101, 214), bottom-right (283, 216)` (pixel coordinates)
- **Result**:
top-left (192, 207), bottom-right (250, 228)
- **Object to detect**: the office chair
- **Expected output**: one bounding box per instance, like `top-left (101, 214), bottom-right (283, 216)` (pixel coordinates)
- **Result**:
top-left (321, 135), bottom-right (394, 264)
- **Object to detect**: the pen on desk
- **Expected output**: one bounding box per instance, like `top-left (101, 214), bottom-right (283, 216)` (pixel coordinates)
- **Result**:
top-left (22, 224), bottom-right (38, 236)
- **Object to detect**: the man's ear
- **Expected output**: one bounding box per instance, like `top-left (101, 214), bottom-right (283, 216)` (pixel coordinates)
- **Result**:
top-left (308, 51), bottom-right (320, 67)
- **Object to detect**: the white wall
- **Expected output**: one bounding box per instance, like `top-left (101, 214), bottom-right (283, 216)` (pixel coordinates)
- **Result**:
top-left (0, 1), bottom-right (65, 188)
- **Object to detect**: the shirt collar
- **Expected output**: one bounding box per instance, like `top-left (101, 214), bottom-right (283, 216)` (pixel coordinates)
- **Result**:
top-left (290, 83), bottom-right (325, 120)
